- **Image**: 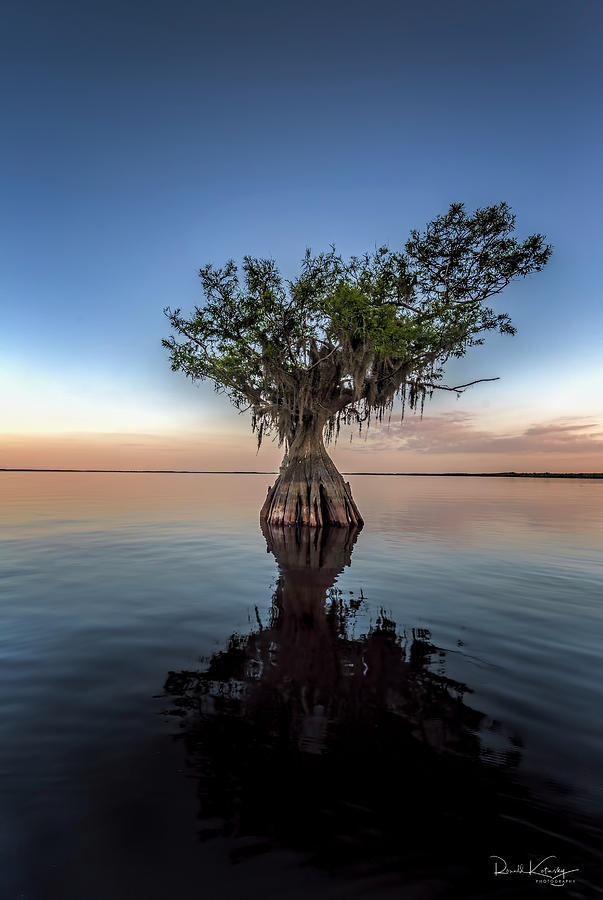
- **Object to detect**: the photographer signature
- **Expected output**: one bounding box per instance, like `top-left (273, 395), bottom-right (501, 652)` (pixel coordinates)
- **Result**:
top-left (490, 855), bottom-right (578, 886)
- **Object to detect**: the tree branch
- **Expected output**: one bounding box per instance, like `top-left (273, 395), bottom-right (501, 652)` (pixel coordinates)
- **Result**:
top-left (306, 342), bottom-right (342, 371)
top-left (420, 376), bottom-right (500, 393)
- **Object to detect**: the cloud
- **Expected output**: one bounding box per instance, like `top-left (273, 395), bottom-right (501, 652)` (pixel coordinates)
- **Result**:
top-left (360, 413), bottom-right (603, 456)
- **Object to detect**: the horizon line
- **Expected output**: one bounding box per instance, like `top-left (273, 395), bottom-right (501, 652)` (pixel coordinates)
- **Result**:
top-left (1, 469), bottom-right (602, 479)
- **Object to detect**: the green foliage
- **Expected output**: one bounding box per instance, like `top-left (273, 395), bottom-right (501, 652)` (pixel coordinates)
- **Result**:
top-left (325, 283), bottom-right (403, 355)
top-left (163, 203), bottom-right (551, 448)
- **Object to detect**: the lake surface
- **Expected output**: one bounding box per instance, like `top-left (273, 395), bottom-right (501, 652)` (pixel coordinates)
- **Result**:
top-left (1, 473), bottom-right (602, 898)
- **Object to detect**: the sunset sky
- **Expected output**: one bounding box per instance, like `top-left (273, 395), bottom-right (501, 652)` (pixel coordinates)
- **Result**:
top-left (2, 0), bottom-right (602, 473)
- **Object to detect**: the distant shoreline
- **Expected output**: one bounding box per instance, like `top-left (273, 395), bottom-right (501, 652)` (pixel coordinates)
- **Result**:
top-left (1, 469), bottom-right (602, 479)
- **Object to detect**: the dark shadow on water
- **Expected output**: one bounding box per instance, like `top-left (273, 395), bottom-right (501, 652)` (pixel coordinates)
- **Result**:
top-left (163, 524), bottom-right (601, 898)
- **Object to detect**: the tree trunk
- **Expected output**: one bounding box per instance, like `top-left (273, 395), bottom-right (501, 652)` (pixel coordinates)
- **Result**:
top-left (260, 417), bottom-right (363, 527)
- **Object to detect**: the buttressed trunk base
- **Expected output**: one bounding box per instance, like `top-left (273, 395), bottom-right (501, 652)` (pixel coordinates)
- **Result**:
top-left (260, 421), bottom-right (363, 528)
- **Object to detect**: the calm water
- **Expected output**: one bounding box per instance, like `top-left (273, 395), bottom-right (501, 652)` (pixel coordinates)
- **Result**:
top-left (1, 473), bottom-right (602, 898)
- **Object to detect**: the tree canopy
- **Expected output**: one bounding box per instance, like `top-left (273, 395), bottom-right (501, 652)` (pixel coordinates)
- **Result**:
top-left (163, 202), bottom-right (551, 452)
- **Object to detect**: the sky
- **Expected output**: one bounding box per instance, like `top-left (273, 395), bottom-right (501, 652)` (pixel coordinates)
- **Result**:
top-left (1, 0), bottom-right (602, 472)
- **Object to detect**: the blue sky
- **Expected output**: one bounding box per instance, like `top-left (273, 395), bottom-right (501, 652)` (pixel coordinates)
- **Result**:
top-left (1, 0), bottom-right (601, 469)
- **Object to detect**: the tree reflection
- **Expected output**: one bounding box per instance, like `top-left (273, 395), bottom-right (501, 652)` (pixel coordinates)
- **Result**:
top-left (162, 525), bottom-right (580, 893)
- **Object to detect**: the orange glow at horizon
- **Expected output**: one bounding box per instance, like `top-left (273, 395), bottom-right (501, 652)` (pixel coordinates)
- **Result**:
top-left (2, 413), bottom-right (602, 474)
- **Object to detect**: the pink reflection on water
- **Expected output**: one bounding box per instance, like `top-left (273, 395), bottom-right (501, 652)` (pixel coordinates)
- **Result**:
top-left (1, 473), bottom-right (602, 553)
